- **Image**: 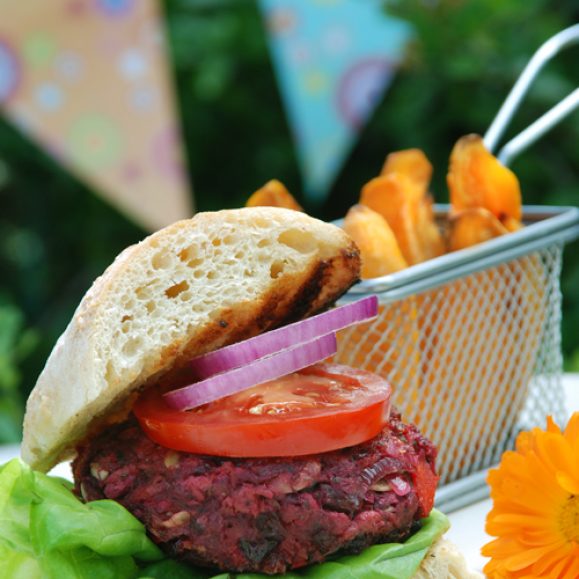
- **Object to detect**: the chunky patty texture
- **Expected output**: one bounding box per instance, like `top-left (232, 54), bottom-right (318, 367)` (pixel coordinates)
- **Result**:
top-left (73, 412), bottom-right (437, 575)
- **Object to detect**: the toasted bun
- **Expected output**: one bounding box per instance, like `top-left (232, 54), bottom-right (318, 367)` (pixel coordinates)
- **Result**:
top-left (414, 538), bottom-right (483, 578)
top-left (22, 208), bottom-right (360, 472)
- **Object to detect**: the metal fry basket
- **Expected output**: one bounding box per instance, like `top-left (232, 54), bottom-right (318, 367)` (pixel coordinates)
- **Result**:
top-left (334, 25), bottom-right (579, 512)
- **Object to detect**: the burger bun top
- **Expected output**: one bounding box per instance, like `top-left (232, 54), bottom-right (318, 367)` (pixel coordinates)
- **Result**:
top-left (22, 207), bottom-right (360, 472)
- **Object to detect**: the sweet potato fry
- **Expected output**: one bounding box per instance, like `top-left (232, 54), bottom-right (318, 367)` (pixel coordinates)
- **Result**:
top-left (246, 179), bottom-right (303, 211)
top-left (360, 174), bottom-right (444, 265)
top-left (416, 193), bottom-right (446, 260)
top-left (447, 134), bottom-right (522, 222)
top-left (447, 207), bottom-right (508, 251)
top-left (501, 216), bottom-right (523, 232)
top-left (360, 174), bottom-right (424, 265)
top-left (381, 148), bottom-right (433, 193)
top-left (343, 204), bottom-right (408, 278)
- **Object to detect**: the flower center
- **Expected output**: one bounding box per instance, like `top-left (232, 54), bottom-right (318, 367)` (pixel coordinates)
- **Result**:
top-left (560, 495), bottom-right (579, 542)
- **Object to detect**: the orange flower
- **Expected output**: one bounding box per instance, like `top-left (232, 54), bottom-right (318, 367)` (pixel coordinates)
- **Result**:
top-left (482, 413), bottom-right (579, 578)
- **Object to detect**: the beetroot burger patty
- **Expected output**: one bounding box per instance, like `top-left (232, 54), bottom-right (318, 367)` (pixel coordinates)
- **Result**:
top-left (73, 411), bottom-right (437, 575)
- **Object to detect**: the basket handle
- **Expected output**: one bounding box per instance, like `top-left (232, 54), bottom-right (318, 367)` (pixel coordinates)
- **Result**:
top-left (483, 24), bottom-right (579, 166)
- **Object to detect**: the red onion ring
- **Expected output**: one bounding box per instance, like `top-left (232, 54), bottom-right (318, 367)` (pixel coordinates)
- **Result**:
top-left (164, 333), bottom-right (338, 411)
top-left (189, 296), bottom-right (377, 379)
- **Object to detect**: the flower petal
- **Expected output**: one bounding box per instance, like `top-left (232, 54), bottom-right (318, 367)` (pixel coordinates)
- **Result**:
top-left (491, 513), bottom-right (553, 529)
top-left (556, 471), bottom-right (579, 495)
top-left (520, 527), bottom-right (563, 548)
top-left (482, 536), bottom-right (520, 558)
top-left (531, 542), bottom-right (571, 575)
top-left (504, 544), bottom-right (556, 571)
top-left (546, 415), bottom-right (562, 434)
top-left (538, 434), bottom-right (579, 483)
top-left (549, 552), bottom-right (576, 579)
top-left (563, 412), bottom-right (579, 445)
top-left (564, 545), bottom-right (579, 577)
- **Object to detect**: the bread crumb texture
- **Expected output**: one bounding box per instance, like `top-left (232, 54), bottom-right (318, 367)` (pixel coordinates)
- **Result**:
top-left (414, 538), bottom-right (483, 578)
top-left (105, 212), bottom-right (326, 382)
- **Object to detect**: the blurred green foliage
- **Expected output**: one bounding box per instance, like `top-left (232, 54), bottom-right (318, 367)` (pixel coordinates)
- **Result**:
top-left (0, 0), bottom-right (578, 441)
top-left (0, 299), bottom-right (38, 441)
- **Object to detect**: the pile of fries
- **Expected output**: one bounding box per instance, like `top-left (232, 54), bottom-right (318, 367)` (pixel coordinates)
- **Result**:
top-left (247, 134), bottom-right (523, 275)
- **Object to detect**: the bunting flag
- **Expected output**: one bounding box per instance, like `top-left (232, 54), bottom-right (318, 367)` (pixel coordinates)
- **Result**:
top-left (0, 0), bottom-right (192, 232)
top-left (259, 0), bottom-right (411, 205)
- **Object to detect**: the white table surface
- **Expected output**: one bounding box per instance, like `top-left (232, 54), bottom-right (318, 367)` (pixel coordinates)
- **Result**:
top-left (1, 374), bottom-right (578, 574)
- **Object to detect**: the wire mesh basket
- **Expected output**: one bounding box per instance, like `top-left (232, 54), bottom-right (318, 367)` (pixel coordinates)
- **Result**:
top-left (335, 206), bottom-right (578, 508)
top-left (334, 25), bottom-right (579, 512)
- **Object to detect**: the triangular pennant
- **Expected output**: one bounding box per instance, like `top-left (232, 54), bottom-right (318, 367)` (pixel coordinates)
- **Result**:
top-left (259, 0), bottom-right (411, 205)
top-left (0, 0), bottom-right (192, 231)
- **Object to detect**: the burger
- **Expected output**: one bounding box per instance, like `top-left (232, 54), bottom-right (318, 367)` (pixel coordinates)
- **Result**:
top-left (4, 208), bottom-right (479, 577)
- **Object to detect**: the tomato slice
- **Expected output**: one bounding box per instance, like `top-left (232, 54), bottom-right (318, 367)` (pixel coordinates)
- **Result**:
top-left (133, 362), bottom-right (391, 457)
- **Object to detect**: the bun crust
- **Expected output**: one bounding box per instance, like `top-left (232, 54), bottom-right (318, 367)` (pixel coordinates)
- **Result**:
top-left (22, 208), bottom-right (360, 472)
top-left (415, 538), bottom-right (483, 578)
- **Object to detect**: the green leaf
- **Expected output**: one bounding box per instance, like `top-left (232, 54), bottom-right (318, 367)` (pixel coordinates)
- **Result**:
top-left (0, 303), bottom-right (38, 443)
top-left (0, 544), bottom-right (43, 579)
top-left (0, 459), bottom-right (164, 579)
top-left (0, 307), bottom-right (22, 355)
top-left (138, 559), bottom-right (212, 579)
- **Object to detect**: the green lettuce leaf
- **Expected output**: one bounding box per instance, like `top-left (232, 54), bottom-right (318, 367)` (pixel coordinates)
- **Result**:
top-left (0, 458), bottom-right (449, 579)
top-left (0, 459), bottom-right (163, 579)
